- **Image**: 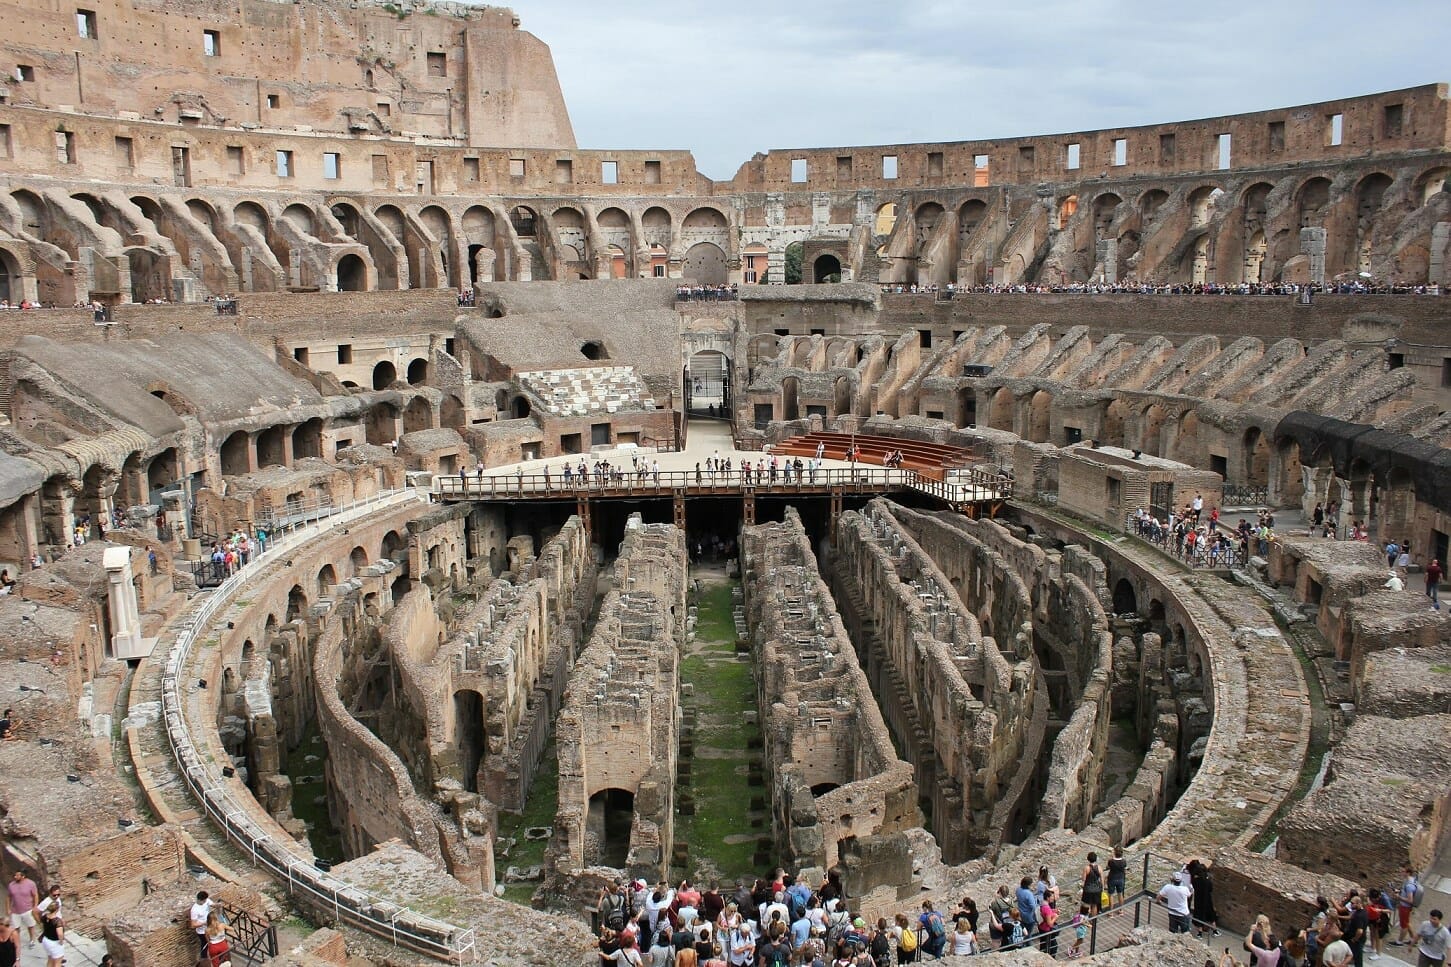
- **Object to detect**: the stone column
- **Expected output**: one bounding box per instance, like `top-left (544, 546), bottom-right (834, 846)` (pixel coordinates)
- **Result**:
top-left (103, 546), bottom-right (145, 659)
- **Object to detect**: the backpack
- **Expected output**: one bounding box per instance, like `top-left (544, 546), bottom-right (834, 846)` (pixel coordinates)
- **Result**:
top-left (926, 911), bottom-right (945, 940)
top-left (602, 893), bottom-right (626, 931)
top-left (900, 927), bottom-right (917, 952)
top-left (1411, 878), bottom-right (1426, 908)
top-left (788, 890), bottom-right (807, 922)
top-left (762, 941), bottom-right (791, 967)
top-left (1084, 863), bottom-right (1102, 895)
top-left (870, 931), bottom-right (891, 966)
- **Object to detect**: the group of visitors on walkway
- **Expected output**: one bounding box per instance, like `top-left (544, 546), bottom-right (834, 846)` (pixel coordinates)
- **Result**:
top-left (676, 284), bottom-right (740, 302)
top-left (884, 281), bottom-right (1442, 297)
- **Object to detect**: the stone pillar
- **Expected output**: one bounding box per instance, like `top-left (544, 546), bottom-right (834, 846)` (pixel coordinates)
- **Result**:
top-left (103, 546), bottom-right (146, 659)
top-left (1299, 227), bottom-right (1328, 286)
top-left (1430, 222), bottom-right (1449, 287)
top-left (1097, 238), bottom-right (1119, 284)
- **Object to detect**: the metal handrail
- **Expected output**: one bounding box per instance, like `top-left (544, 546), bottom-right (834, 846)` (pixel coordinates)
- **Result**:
top-left (157, 487), bottom-right (478, 963)
top-left (435, 466), bottom-right (1013, 504)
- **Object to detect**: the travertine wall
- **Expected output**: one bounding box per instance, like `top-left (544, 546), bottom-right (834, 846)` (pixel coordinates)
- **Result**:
top-left (740, 509), bottom-right (918, 889)
top-left (832, 500), bottom-right (1042, 861)
top-left (548, 516), bottom-right (687, 884)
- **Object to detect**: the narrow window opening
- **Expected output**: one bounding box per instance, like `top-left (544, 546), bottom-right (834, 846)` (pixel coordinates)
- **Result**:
top-left (601, 160), bottom-right (618, 184)
top-left (554, 159), bottom-right (572, 183)
top-left (644, 160), bottom-right (660, 184)
top-left (882, 155), bottom-right (898, 179)
top-left (76, 9), bottom-right (97, 39)
top-left (426, 52), bottom-right (446, 77)
top-left (323, 152), bottom-right (340, 180)
top-left (1112, 138), bottom-right (1127, 166)
top-left (276, 149), bottom-right (293, 178)
top-left (1328, 113), bottom-right (1344, 146)
top-left (790, 158), bottom-right (808, 183)
top-left (203, 30), bottom-right (220, 56)
top-left (1065, 143), bottom-right (1081, 170)
top-left (1216, 133), bottom-right (1232, 170)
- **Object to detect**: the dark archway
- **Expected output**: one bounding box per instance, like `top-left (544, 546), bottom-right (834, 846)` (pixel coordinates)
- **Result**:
top-left (336, 254), bottom-right (366, 292)
top-left (454, 689), bottom-right (485, 793)
top-left (813, 254), bottom-right (842, 283)
top-left (292, 419), bottom-right (323, 461)
top-left (588, 788), bottom-right (635, 868)
top-left (406, 358), bottom-right (428, 386)
top-left (1112, 578), bottom-right (1138, 616)
top-left (219, 431), bottom-right (250, 476)
top-left (372, 361), bottom-right (397, 390)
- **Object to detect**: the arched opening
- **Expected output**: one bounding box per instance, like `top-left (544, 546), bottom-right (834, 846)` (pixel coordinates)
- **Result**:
top-left (1187, 186), bottom-right (1222, 229)
top-left (1101, 398), bottom-right (1128, 447)
top-left (682, 242), bottom-right (727, 285)
top-left (280, 204), bottom-right (316, 237)
top-left (406, 358), bottom-right (428, 386)
top-left (606, 245), bottom-right (627, 279)
top-left (286, 585), bottom-right (308, 623)
top-left (403, 396), bottom-right (432, 433)
top-left (509, 206), bottom-right (537, 238)
top-left (588, 789), bottom-right (635, 868)
top-left (914, 203), bottom-right (945, 244)
top-left (1415, 166), bottom-right (1451, 206)
top-left (510, 396), bottom-right (530, 419)
top-left (145, 448), bottom-right (178, 503)
top-left (336, 254), bottom-right (366, 291)
top-left (380, 530), bottom-right (406, 565)
top-left (958, 200), bottom-right (987, 240)
top-left (1296, 178), bottom-right (1332, 229)
top-left (316, 563), bottom-right (336, 597)
top-left (873, 202), bottom-right (897, 237)
top-left (219, 431), bottom-right (251, 476)
top-left (1140, 404), bottom-right (1168, 457)
top-left (810, 783), bottom-right (841, 797)
top-left (366, 402), bottom-right (399, 445)
top-left (834, 375), bottom-right (853, 418)
top-left (781, 376), bottom-right (800, 422)
top-left (1243, 426), bottom-right (1270, 489)
top-left (1274, 437), bottom-right (1305, 508)
top-left (1058, 194), bottom-right (1079, 229)
top-left (292, 419), bottom-right (323, 461)
top-left (812, 254), bottom-right (842, 284)
top-left (1027, 390), bottom-right (1052, 443)
top-left (255, 425), bottom-right (286, 468)
top-left (687, 349), bottom-right (730, 413)
top-left (453, 690), bottom-right (486, 793)
top-left (1091, 193), bottom-right (1123, 237)
top-left (0, 249), bottom-right (22, 304)
top-left (581, 341), bottom-right (608, 361)
top-left (1148, 599), bottom-right (1166, 627)
top-left (1112, 578), bottom-right (1138, 616)
top-left (350, 546), bottom-right (369, 575)
top-left (988, 387), bottom-right (1014, 433)
top-left (372, 361), bottom-right (397, 390)
top-left (956, 386), bottom-right (976, 428)
top-left (1139, 189), bottom-right (1169, 222)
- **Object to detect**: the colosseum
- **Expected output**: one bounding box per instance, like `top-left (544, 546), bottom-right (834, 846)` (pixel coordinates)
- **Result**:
top-left (0, 1), bottom-right (1448, 964)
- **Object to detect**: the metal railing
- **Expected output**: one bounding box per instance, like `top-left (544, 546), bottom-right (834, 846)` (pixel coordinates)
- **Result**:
top-left (437, 466), bottom-right (904, 498)
top-left (1124, 515), bottom-right (1241, 569)
top-left (1221, 484), bottom-right (1270, 508)
top-left (157, 487), bottom-right (479, 963)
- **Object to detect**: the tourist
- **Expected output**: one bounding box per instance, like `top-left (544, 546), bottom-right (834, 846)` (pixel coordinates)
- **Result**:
top-left (1245, 929), bottom-right (1284, 967)
top-left (1038, 890), bottom-right (1059, 956)
top-left (1416, 909), bottom-right (1450, 967)
top-left (987, 884), bottom-right (1013, 948)
top-left (1015, 876), bottom-right (1039, 936)
top-left (0, 923), bottom-right (17, 967)
top-left (1081, 851), bottom-right (1104, 915)
top-left (1427, 556), bottom-right (1443, 610)
top-left (1068, 903), bottom-right (1089, 959)
top-left (5, 871), bottom-right (39, 945)
top-left (1106, 845), bottom-right (1129, 909)
top-left (647, 924), bottom-right (675, 967)
top-left (724, 917), bottom-right (754, 966)
top-left (917, 900), bottom-right (947, 959)
top-left (37, 906), bottom-right (63, 967)
top-left (1248, 913), bottom-right (1273, 963)
top-left (1324, 936), bottom-right (1354, 967)
top-left (610, 932), bottom-right (645, 966)
top-left (1395, 867), bottom-right (1422, 946)
top-left (189, 890), bottom-right (213, 957)
top-left (203, 909), bottom-right (231, 967)
top-left (1188, 859), bottom-right (1220, 937)
top-left (891, 912), bottom-right (917, 963)
top-left (1344, 893), bottom-right (1370, 967)
top-left (948, 915), bottom-right (978, 956)
top-left (1155, 870), bottom-right (1193, 933)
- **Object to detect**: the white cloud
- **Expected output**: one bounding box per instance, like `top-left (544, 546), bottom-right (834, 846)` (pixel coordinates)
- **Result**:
top-left (508, 0), bottom-right (1450, 180)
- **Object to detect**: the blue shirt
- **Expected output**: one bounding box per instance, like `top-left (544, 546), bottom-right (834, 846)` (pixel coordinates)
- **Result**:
top-left (1016, 887), bottom-right (1039, 926)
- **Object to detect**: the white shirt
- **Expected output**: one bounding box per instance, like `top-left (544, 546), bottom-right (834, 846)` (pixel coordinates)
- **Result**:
top-left (1158, 882), bottom-right (1192, 916)
top-left (190, 899), bottom-right (212, 935)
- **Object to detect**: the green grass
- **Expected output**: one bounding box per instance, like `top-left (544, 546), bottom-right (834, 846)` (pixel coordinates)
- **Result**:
top-left (675, 577), bottom-right (765, 883)
top-left (1430, 664), bottom-right (1451, 674)
top-left (494, 741), bottom-right (561, 906)
top-left (285, 721), bottom-right (345, 864)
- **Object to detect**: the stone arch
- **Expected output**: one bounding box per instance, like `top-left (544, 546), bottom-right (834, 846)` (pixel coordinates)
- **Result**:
top-left (1242, 425), bottom-right (1271, 489)
top-left (461, 205), bottom-right (499, 284)
top-left (914, 202), bottom-right (945, 243)
top-left (335, 253), bottom-right (367, 291)
top-left (587, 788), bottom-right (635, 867)
top-left (511, 395), bottom-right (531, 419)
top-left (597, 206), bottom-right (628, 228)
top-left (366, 401), bottom-right (399, 445)
top-left (280, 204), bottom-right (316, 236)
top-left (1112, 578), bottom-right (1137, 616)
top-left (406, 358), bottom-right (428, 386)
top-left (1090, 193), bottom-right (1123, 236)
top-left (255, 424), bottom-right (287, 468)
top-left (219, 431), bottom-right (250, 476)
top-left (441, 393), bottom-right (465, 427)
top-left (1174, 410), bottom-right (1202, 465)
top-left (186, 198), bottom-right (221, 234)
top-left (1415, 166), bottom-right (1450, 206)
top-left (1102, 398), bottom-right (1129, 447)
top-left (0, 248), bottom-right (22, 304)
top-left (640, 206), bottom-right (672, 248)
top-left (1187, 185), bottom-right (1222, 229)
top-left (1274, 435), bottom-right (1305, 508)
top-left (1139, 189), bottom-right (1170, 222)
top-left (1140, 403), bottom-right (1169, 457)
top-left (350, 545), bottom-right (369, 575)
top-left (682, 207), bottom-right (728, 230)
top-left (781, 376), bottom-right (800, 422)
top-left (316, 563), bottom-right (336, 597)
top-left (1296, 177), bottom-right (1332, 228)
top-left (372, 360), bottom-right (397, 390)
top-left (453, 688), bottom-right (486, 793)
top-left (873, 202), bottom-right (897, 237)
top-left (1347, 457), bottom-right (1373, 522)
top-left (403, 396), bottom-right (433, 432)
top-left (286, 584), bottom-right (308, 623)
top-left (957, 199), bottom-right (987, 237)
top-left (145, 447), bottom-right (178, 502)
top-left (988, 387), bottom-right (1014, 432)
top-left (834, 375), bottom-right (853, 417)
top-left (509, 206), bottom-right (537, 238)
top-left (380, 529), bottom-right (406, 564)
top-left (1027, 390), bottom-right (1052, 443)
top-left (1057, 194), bottom-right (1079, 229)
top-left (813, 253), bottom-right (842, 283)
top-left (682, 242), bottom-right (727, 284)
top-left (292, 418), bottom-right (323, 461)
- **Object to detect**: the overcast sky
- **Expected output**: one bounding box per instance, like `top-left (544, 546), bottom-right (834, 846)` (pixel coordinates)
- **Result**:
top-left (509, 0), bottom-right (1451, 181)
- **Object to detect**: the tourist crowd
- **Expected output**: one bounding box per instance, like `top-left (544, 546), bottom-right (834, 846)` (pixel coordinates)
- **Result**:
top-left (676, 285), bottom-right (740, 302)
top-left (588, 855), bottom-right (1449, 967)
top-left (882, 281), bottom-right (1443, 297)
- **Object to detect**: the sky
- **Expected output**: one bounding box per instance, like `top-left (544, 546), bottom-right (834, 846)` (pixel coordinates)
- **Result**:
top-left (509, 0), bottom-right (1451, 181)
